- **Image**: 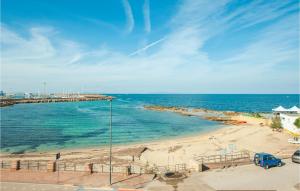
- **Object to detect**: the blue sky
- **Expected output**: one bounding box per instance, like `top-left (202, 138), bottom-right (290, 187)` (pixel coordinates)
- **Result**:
top-left (1, 0), bottom-right (299, 93)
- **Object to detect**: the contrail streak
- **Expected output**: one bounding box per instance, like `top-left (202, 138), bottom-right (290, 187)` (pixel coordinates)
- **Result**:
top-left (129, 37), bottom-right (166, 56)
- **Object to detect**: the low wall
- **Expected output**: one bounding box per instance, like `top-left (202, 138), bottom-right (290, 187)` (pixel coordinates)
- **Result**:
top-left (280, 113), bottom-right (300, 134)
top-left (1, 160), bottom-right (147, 175)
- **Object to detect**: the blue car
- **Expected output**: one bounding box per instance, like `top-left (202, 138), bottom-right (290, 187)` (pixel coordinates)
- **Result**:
top-left (254, 153), bottom-right (282, 169)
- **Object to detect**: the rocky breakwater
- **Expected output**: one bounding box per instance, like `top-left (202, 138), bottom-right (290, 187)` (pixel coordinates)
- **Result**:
top-left (0, 100), bottom-right (15, 107)
top-left (144, 105), bottom-right (248, 125)
top-left (0, 94), bottom-right (113, 107)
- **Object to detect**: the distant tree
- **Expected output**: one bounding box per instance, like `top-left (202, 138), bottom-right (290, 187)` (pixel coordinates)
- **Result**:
top-left (294, 118), bottom-right (300, 128)
top-left (271, 116), bottom-right (282, 130)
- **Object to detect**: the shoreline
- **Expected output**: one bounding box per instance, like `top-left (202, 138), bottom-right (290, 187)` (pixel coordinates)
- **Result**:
top-left (1, 122), bottom-right (298, 170)
top-left (0, 105), bottom-right (273, 156)
top-left (1, 104), bottom-right (240, 155)
top-left (1, 105), bottom-right (298, 169)
top-left (0, 123), bottom-right (228, 155)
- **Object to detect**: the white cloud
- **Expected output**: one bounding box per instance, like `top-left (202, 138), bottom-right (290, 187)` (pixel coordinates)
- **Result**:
top-left (1, 25), bottom-right (56, 61)
top-left (122, 0), bottom-right (135, 33)
top-left (1, 0), bottom-right (298, 93)
top-left (224, 0), bottom-right (298, 30)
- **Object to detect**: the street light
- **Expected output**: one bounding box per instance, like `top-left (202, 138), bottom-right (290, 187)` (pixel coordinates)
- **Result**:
top-left (109, 99), bottom-right (112, 185)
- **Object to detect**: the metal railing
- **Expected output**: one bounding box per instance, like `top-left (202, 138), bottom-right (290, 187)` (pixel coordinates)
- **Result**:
top-left (149, 163), bottom-right (187, 174)
top-left (194, 151), bottom-right (250, 164)
top-left (19, 160), bottom-right (48, 171)
top-left (1, 161), bottom-right (11, 169)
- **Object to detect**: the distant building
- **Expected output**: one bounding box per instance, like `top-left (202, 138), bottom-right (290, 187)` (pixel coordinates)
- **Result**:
top-left (0, 90), bottom-right (5, 97)
top-left (272, 106), bottom-right (300, 134)
top-left (13, 92), bottom-right (26, 99)
top-left (24, 93), bottom-right (35, 99)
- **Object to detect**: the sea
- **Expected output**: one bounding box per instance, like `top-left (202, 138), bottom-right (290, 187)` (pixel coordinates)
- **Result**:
top-left (0, 94), bottom-right (299, 154)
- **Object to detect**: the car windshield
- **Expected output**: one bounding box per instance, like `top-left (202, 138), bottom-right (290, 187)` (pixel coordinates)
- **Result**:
top-left (294, 151), bottom-right (300, 156)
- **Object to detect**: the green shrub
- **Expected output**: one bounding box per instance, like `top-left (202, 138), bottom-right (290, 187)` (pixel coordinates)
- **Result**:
top-left (271, 116), bottom-right (282, 130)
top-left (294, 118), bottom-right (300, 128)
top-left (252, 113), bottom-right (263, 118)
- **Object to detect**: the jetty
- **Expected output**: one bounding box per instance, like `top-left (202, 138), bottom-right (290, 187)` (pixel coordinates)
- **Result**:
top-left (0, 94), bottom-right (113, 107)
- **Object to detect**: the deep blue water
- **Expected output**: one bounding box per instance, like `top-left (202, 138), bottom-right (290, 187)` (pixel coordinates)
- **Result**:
top-left (0, 94), bottom-right (299, 153)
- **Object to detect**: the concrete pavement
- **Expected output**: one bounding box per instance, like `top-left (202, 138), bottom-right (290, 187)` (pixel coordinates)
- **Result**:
top-left (1, 159), bottom-right (299, 191)
top-left (144, 159), bottom-right (300, 191)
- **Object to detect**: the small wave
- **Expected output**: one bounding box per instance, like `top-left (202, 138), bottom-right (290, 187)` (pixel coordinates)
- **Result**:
top-left (76, 107), bottom-right (95, 114)
top-left (116, 98), bottom-right (131, 103)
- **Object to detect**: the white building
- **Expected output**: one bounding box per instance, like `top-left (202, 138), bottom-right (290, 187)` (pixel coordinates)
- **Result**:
top-left (272, 106), bottom-right (300, 134)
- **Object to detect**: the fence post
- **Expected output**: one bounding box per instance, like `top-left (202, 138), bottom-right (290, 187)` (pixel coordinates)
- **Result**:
top-left (84, 163), bottom-right (93, 174)
top-left (11, 160), bottom-right (20, 171)
top-left (198, 162), bottom-right (203, 172)
top-left (90, 163), bottom-right (93, 174)
top-left (47, 161), bottom-right (56, 172)
top-left (126, 166), bottom-right (131, 176)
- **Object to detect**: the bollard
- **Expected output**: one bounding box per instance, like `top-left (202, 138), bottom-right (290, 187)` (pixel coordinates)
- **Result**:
top-left (47, 161), bottom-right (56, 172)
top-left (11, 160), bottom-right (20, 171)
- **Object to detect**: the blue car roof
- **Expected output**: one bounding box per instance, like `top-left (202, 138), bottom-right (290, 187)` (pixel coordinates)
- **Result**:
top-left (256, 153), bottom-right (272, 156)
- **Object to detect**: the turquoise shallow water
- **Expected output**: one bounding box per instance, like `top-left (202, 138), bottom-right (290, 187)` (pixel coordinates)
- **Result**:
top-left (1, 94), bottom-right (299, 153)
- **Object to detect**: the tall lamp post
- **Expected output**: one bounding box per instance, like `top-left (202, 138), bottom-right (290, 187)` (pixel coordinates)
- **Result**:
top-left (109, 99), bottom-right (112, 185)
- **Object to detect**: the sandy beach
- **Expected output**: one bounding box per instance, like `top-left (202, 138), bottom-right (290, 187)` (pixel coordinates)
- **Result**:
top-left (1, 107), bottom-right (298, 171)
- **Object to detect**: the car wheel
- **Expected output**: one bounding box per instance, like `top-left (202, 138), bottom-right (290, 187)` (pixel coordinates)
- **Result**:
top-left (265, 165), bottom-right (269, 169)
top-left (278, 162), bottom-right (282, 167)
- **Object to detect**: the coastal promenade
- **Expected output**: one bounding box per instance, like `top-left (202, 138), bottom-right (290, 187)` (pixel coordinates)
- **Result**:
top-left (1, 159), bottom-right (299, 191)
top-left (0, 170), bottom-right (154, 190)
